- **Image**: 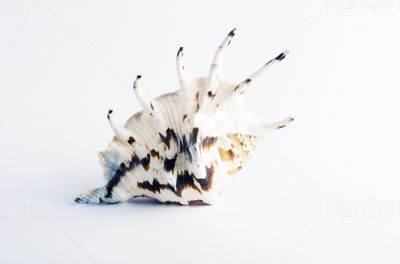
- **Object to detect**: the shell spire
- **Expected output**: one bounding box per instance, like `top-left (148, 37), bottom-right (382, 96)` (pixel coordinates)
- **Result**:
top-left (75, 29), bottom-right (294, 205)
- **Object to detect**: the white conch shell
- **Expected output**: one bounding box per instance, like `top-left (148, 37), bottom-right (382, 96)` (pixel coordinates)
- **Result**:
top-left (75, 29), bottom-right (294, 205)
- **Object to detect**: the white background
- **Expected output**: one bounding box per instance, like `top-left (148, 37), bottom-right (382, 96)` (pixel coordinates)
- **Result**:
top-left (1, 0), bottom-right (400, 263)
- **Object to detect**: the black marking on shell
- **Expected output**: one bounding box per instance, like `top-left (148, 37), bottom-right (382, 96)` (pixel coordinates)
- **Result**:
top-left (175, 170), bottom-right (202, 196)
top-left (179, 135), bottom-right (192, 162)
top-left (133, 75), bottom-right (142, 89)
top-left (228, 28), bottom-right (236, 37)
top-left (137, 168), bottom-right (215, 198)
top-left (137, 179), bottom-right (174, 194)
top-left (140, 154), bottom-right (151, 171)
top-left (127, 136), bottom-right (136, 145)
top-left (105, 152), bottom-right (156, 198)
top-left (159, 128), bottom-right (178, 149)
top-left (164, 154), bottom-right (177, 172)
top-left (150, 102), bottom-right (154, 110)
top-left (183, 114), bottom-right (187, 121)
top-left (275, 52), bottom-right (286, 61)
top-left (74, 197), bottom-right (85, 203)
top-left (190, 127), bottom-right (199, 145)
top-left (130, 154), bottom-right (141, 169)
top-left (150, 149), bottom-right (160, 159)
top-left (177, 47), bottom-right (183, 57)
top-left (105, 162), bottom-right (127, 198)
top-left (234, 78), bottom-right (251, 92)
top-left (277, 124), bottom-right (286, 129)
top-left (107, 110), bottom-right (113, 119)
top-left (196, 164), bottom-right (214, 191)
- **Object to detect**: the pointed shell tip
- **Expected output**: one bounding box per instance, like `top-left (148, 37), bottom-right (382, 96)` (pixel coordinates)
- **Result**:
top-left (228, 28), bottom-right (237, 37)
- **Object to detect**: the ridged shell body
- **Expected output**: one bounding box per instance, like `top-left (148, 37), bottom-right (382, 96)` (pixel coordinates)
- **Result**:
top-left (76, 29), bottom-right (293, 205)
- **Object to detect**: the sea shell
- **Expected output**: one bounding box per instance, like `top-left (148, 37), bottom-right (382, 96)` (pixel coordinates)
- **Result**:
top-left (75, 29), bottom-right (294, 205)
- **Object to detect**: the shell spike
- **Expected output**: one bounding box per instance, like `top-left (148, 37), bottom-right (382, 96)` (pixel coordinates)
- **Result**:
top-left (107, 109), bottom-right (135, 144)
top-left (207, 28), bottom-right (236, 83)
top-left (176, 47), bottom-right (189, 83)
top-left (176, 46), bottom-right (197, 116)
top-left (176, 47), bottom-right (193, 92)
top-left (211, 28), bottom-right (236, 69)
top-left (199, 28), bottom-right (237, 108)
top-left (262, 116), bottom-right (295, 133)
top-left (234, 50), bottom-right (289, 95)
top-left (133, 75), bottom-right (154, 112)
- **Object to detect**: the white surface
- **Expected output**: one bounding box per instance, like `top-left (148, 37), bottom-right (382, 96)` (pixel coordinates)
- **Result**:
top-left (1, 0), bottom-right (400, 263)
